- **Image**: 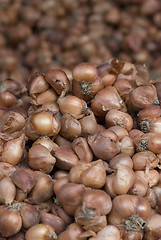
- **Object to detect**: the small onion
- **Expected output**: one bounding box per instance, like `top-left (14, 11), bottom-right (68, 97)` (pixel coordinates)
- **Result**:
top-left (31, 110), bottom-right (61, 136)
top-left (0, 134), bottom-right (25, 166)
top-left (57, 183), bottom-right (85, 216)
top-left (88, 129), bottom-right (119, 162)
top-left (58, 95), bottom-right (86, 119)
top-left (0, 205), bottom-right (22, 237)
top-left (0, 176), bottom-right (16, 205)
top-left (28, 144), bottom-right (56, 173)
top-left (12, 168), bottom-right (36, 193)
top-left (25, 223), bottom-right (57, 240)
top-left (27, 172), bottom-right (54, 204)
top-left (57, 223), bottom-right (87, 240)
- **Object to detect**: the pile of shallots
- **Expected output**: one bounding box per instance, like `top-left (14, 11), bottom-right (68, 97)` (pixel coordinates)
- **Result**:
top-left (0, 59), bottom-right (161, 240)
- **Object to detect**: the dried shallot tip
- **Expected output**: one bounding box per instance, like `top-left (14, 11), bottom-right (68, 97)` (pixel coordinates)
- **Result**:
top-left (12, 168), bottom-right (36, 193)
top-left (45, 69), bottom-right (70, 97)
top-left (135, 64), bottom-right (149, 86)
top-left (109, 58), bottom-right (125, 75)
top-left (60, 113), bottom-right (82, 140)
top-left (54, 145), bottom-right (79, 170)
top-left (91, 86), bottom-right (127, 118)
top-left (88, 129), bottom-right (119, 162)
top-left (28, 73), bottom-right (49, 97)
top-left (72, 137), bottom-right (93, 163)
top-left (121, 61), bottom-right (136, 75)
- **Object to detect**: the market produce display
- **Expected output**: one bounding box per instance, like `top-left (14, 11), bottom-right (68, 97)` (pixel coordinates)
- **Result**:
top-left (0, 59), bottom-right (161, 239)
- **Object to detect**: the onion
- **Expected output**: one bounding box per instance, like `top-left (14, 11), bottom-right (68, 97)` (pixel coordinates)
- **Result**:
top-left (88, 225), bottom-right (121, 240)
top-left (0, 176), bottom-right (16, 205)
top-left (108, 194), bottom-right (151, 232)
top-left (40, 212), bottom-right (66, 235)
top-left (0, 205), bottom-right (22, 237)
top-left (144, 214), bottom-right (161, 240)
top-left (57, 223), bottom-right (87, 240)
top-left (0, 134), bottom-right (25, 166)
top-left (12, 168), bottom-right (36, 193)
top-left (91, 86), bottom-right (127, 118)
top-left (88, 129), bottom-right (119, 161)
top-left (45, 69), bottom-right (70, 97)
top-left (58, 95), bottom-right (86, 119)
top-left (72, 137), bottom-right (93, 163)
top-left (27, 171), bottom-right (54, 204)
top-left (105, 109), bottom-right (133, 131)
top-left (105, 165), bottom-right (135, 198)
top-left (28, 144), bottom-right (56, 173)
top-left (25, 223), bottom-right (57, 240)
top-left (57, 183), bottom-right (85, 216)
